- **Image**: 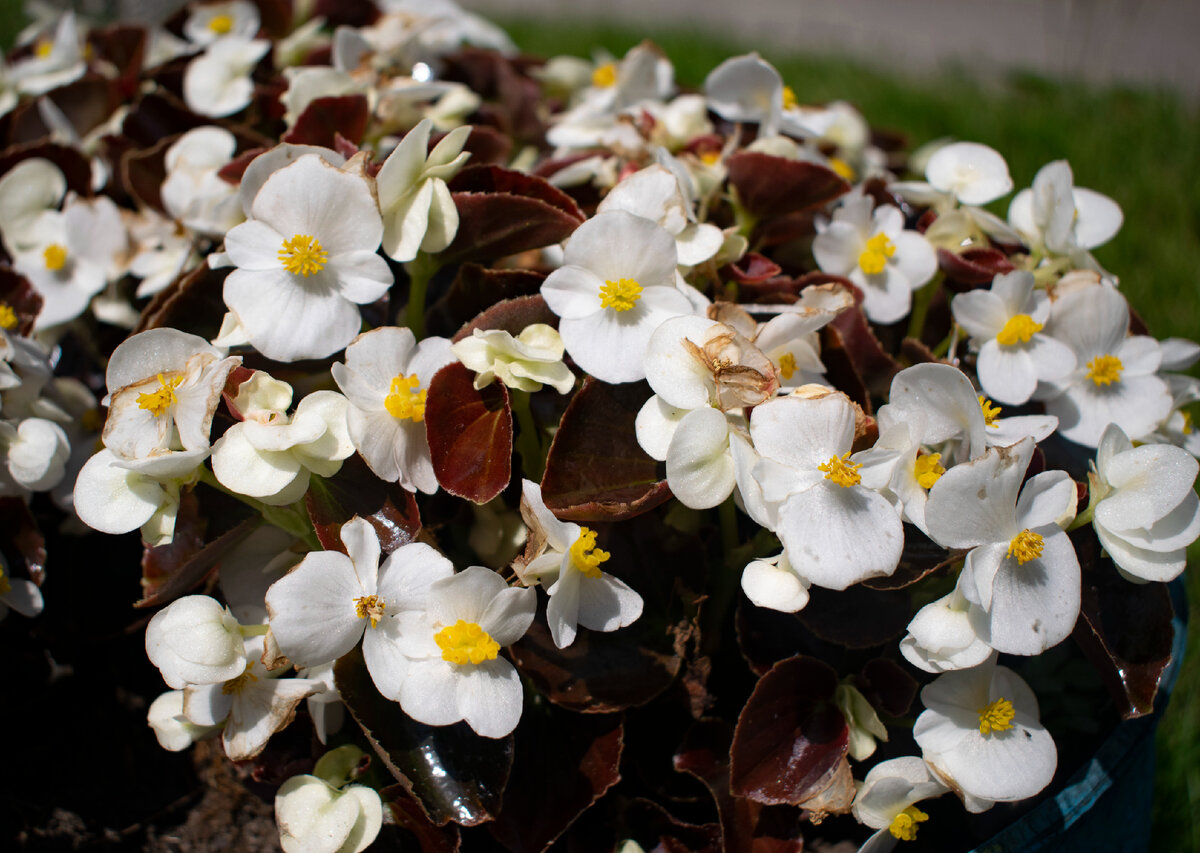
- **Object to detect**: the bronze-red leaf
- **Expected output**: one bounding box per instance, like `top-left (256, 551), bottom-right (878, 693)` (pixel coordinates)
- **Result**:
top-left (426, 361), bottom-right (512, 504)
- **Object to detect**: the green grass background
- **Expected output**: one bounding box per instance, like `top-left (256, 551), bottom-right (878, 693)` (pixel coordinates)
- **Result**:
top-left (3, 4), bottom-right (1197, 849)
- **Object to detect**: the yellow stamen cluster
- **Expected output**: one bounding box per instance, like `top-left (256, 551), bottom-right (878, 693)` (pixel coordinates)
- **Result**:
top-left (384, 374), bottom-right (426, 422)
top-left (34, 39), bottom-right (53, 59)
top-left (354, 594), bottom-right (386, 629)
top-left (208, 13), bottom-right (234, 34)
top-left (43, 243), bottom-right (68, 272)
top-left (995, 313), bottom-right (1043, 347)
top-left (913, 452), bottom-right (945, 490)
top-left (1007, 529), bottom-right (1044, 564)
top-left (1181, 411), bottom-right (1194, 436)
top-left (888, 805), bottom-right (929, 842)
top-left (570, 527), bottom-right (610, 579)
top-left (979, 396), bottom-right (1002, 428)
top-left (591, 62), bottom-right (617, 88)
top-left (857, 233), bottom-right (896, 276)
top-left (828, 157), bottom-right (855, 181)
top-left (819, 452), bottom-right (862, 488)
top-left (778, 351), bottom-right (797, 381)
top-left (136, 373), bottom-right (184, 417)
top-left (782, 84), bottom-right (798, 111)
top-left (278, 234), bottom-right (329, 277)
top-left (700, 150), bottom-right (722, 167)
top-left (599, 278), bottom-right (643, 312)
top-left (1086, 354), bottom-right (1123, 387)
top-left (434, 619), bottom-right (500, 665)
top-left (221, 662), bottom-right (259, 695)
top-left (0, 303), bottom-right (18, 330)
top-left (977, 697), bottom-right (1016, 735)
top-left (0, 566), bottom-right (11, 597)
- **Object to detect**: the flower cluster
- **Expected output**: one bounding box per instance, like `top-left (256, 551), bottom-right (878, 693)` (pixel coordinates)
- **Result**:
top-left (1, 2), bottom-right (1194, 851)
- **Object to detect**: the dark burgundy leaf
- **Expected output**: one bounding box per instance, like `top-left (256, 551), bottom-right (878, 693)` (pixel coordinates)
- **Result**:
top-left (796, 585), bottom-right (911, 649)
top-left (8, 77), bottom-right (121, 145)
top-left (0, 498), bottom-right (47, 585)
top-left (735, 602), bottom-right (812, 677)
top-left (827, 296), bottom-right (901, 399)
top-left (736, 272), bottom-right (852, 308)
top-left (305, 455), bottom-right (422, 554)
top-left (334, 646), bottom-right (514, 826)
top-left (427, 264), bottom-right (545, 339)
top-left (938, 247), bottom-right (1016, 290)
top-left (120, 91), bottom-right (206, 148)
top-left (87, 25), bottom-right (147, 95)
top-left (1071, 529), bottom-right (1175, 719)
top-left (674, 721), bottom-right (803, 853)
top-left (135, 261), bottom-right (229, 339)
top-left (726, 152), bottom-right (850, 219)
top-left (0, 267), bottom-right (44, 334)
top-left (383, 788), bottom-right (462, 853)
top-left (489, 705), bottom-right (623, 853)
top-left (622, 798), bottom-right (723, 853)
top-left (456, 123), bottom-right (511, 166)
top-left (540, 378), bottom-right (671, 522)
top-left (122, 134), bottom-right (173, 213)
top-left (723, 253), bottom-right (782, 285)
top-left (854, 659), bottom-right (919, 718)
top-left (730, 655), bottom-right (848, 805)
top-left (451, 294), bottom-right (558, 343)
top-left (282, 95), bottom-right (370, 148)
top-left (442, 165), bottom-right (584, 266)
top-left (426, 361), bottom-right (512, 504)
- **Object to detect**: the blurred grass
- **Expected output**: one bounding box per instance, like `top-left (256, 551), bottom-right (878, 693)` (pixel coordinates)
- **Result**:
top-left (503, 19), bottom-right (1200, 851)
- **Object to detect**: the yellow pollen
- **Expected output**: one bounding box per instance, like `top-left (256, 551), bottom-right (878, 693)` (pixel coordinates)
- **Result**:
top-left (434, 619), bottom-right (500, 665)
top-left (913, 452), bottom-right (945, 490)
top-left (828, 157), bottom-right (855, 181)
top-left (0, 566), bottom-right (11, 597)
top-left (221, 661), bottom-right (259, 694)
top-left (208, 13), bottom-right (234, 33)
top-left (888, 805), bottom-right (929, 842)
top-left (979, 395), bottom-right (1002, 428)
top-left (278, 234), bottom-right (328, 277)
top-left (857, 233), bottom-right (896, 276)
top-left (569, 527), bottom-right (610, 580)
top-left (1007, 529), bottom-right (1044, 564)
top-left (591, 62), bottom-right (617, 88)
top-left (43, 243), bottom-right (68, 271)
top-left (0, 303), bottom-right (17, 330)
top-left (34, 39), bottom-right (53, 59)
top-left (819, 452), bottom-right (862, 488)
top-left (778, 351), bottom-right (797, 380)
top-left (700, 150), bottom-right (722, 166)
top-left (354, 594), bottom-right (386, 628)
top-left (1182, 411), bottom-right (1194, 435)
top-left (136, 373), bottom-right (184, 417)
top-left (978, 697), bottom-right (1016, 735)
top-left (383, 373), bottom-right (426, 422)
top-left (782, 84), bottom-right (798, 111)
top-left (599, 278), bottom-right (643, 312)
top-left (996, 313), bottom-right (1043, 347)
top-left (1086, 354), bottom-right (1123, 387)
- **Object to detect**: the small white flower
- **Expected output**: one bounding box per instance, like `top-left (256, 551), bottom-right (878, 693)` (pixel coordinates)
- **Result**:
top-left (596, 164), bottom-right (723, 267)
top-left (899, 587), bottom-right (994, 674)
top-left (275, 771), bottom-right (382, 853)
top-left (1008, 160), bottom-right (1123, 258)
top-left (515, 480), bottom-right (643, 649)
top-left (9, 13), bottom-right (86, 96)
top-left (145, 594), bottom-right (248, 689)
top-left (924, 141), bottom-right (1013, 207)
top-left (183, 36), bottom-right (270, 118)
top-left (851, 756), bottom-right (948, 844)
top-left (182, 0), bottom-right (261, 46)
top-left (147, 689), bottom-right (220, 752)
top-left (0, 416), bottom-right (69, 494)
top-left (451, 325), bottom-right (575, 394)
top-left (161, 126), bottom-right (245, 238)
top-left (392, 565), bottom-right (536, 738)
top-left (0, 157), bottom-right (66, 254)
top-left (0, 555), bottom-right (43, 622)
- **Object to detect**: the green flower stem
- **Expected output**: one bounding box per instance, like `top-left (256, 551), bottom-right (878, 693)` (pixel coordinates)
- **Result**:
top-left (195, 467), bottom-right (319, 549)
top-left (404, 252), bottom-right (440, 341)
top-left (510, 389), bottom-right (545, 481)
top-left (1067, 501), bottom-right (1096, 532)
top-left (906, 271), bottom-right (943, 344)
top-left (702, 497), bottom-right (743, 654)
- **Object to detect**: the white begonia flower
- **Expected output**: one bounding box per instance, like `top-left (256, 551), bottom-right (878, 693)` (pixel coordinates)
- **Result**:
top-left (925, 437), bottom-right (1080, 656)
top-left (851, 756), bottom-right (948, 845)
top-left (899, 586), bottom-right (994, 674)
top-left (752, 311), bottom-right (830, 391)
top-left (183, 0), bottom-right (261, 46)
top-left (100, 328), bottom-right (241, 462)
top-left (72, 447), bottom-right (207, 544)
top-left (266, 517), bottom-right (455, 699)
top-left (923, 141), bottom-right (1013, 206)
top-left (391, 565), bottom-right (536, 738)
top-left (748, 389), bottom-right (904, 593)
top-left (145, 594), bottom-right (248, 689)
top-left (550, 41), bottom-right (674, 132)
top-left (280, 66), bottom-right (365, 129)
top-left (812, 191), bottom-right (937, 325)
top-left (0, 157), bottom-right (66, 254)
top-left (331, 326), bottom-right (456, 493)
top-left (12, 194), bottom-right (128, 330)
top-left (376, 118), bottom-right (471, 263)
top-left (9, 13), bottom-right (86, 96)
top-left (703, 53), bottom-right (823, 141)
top-left (635, 314), bottom-right (777, 508)
top-left (914, 657), bottom-right (1057, 806)
top-left (222, 154), bottom-right (393, 361)
top-left (161, 126), bottom-right (245, 238)
top-left (183, 36), bottom-right (270, 118)
top-left (1008, 160), bottom-right (1123, 259)
top-left (182, 634), bottom-right (320, 761)
top-left (515, 480), bottom-right (643, 649)
top-left (275, 772), bottom-right (382, 853)
top-left (211, 375), bottom-right (355, 506)
top-left (0, 555), bottom-right (44, 621)
top-left (596, 164), bottom-right (724, 267)
top-left (834, 682), bottom-right (889, 761)
top-left (951, 270), bottom-right (1076, 405)
top-left (1088, 423), bottom-right (1200, 583)
top-left (147, 689), bottom-right (221, 752)
top-left (740, 550), bottom-right (811, 613)
top-left (0, 416), bottom-right (69, 493)
top-left (126, 208), bottom-right (196, 298)
top-left (451, 325), bottom-right (576, 394)
top-left (541, 210), bottom-right (695, 384)
top-left (1038, 281), bottom-right (1171, 447)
